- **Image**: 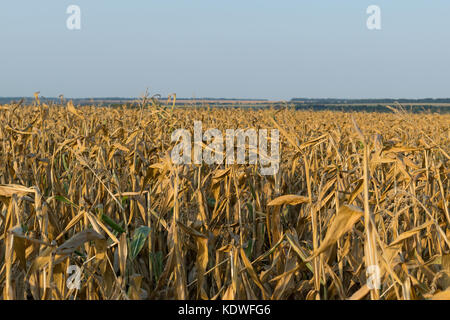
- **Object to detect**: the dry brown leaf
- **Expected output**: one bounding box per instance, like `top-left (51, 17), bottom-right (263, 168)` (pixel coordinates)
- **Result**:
top-left (56, 229), bottom-right (104, 255)
top-left (67, 101), bottom-right (84, 119)
top-left (308, 205), bottom-right (363, 260)
top-left (388, 220), bottom-right (433, 247)
top-left (268, 195), bottom-right (309, 206)
top-left (0, 185), bottom-right (35, 197)
top-left (430, 290), bottom-right (450, 300)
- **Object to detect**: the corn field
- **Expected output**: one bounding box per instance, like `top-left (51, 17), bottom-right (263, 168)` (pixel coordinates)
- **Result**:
top-left (0, 100), bottom-right (449, 300)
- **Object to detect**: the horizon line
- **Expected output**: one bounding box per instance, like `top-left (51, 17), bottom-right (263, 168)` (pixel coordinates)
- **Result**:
top-left (2, 96), bottom-right (450, 101)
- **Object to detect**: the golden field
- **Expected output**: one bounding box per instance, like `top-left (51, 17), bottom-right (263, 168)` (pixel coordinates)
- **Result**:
top-left (0, 101), bottom-right (449, 300)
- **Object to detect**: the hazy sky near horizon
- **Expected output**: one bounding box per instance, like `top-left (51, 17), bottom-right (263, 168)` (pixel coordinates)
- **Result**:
top-left (1, 1), bottom-right (449, 100)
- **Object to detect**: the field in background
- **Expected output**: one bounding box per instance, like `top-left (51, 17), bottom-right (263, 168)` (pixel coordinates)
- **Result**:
top-left (0, 101), bottom-right (449, 300)
top-left (1, 97), bottom-right (450, 113)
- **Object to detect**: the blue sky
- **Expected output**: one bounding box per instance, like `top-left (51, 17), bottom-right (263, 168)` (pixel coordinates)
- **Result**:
top-left (0, 1), bottom-right (449, 99)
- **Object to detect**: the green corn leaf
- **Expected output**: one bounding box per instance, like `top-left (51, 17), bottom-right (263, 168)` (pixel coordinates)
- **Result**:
top-left (101, 214), bottom-right (125, 234)
top-left (129, 226), bottom-right (151, 261)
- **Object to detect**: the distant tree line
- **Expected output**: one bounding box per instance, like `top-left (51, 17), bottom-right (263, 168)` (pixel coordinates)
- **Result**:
top-left (290, 98), bottom-right (450, 104)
